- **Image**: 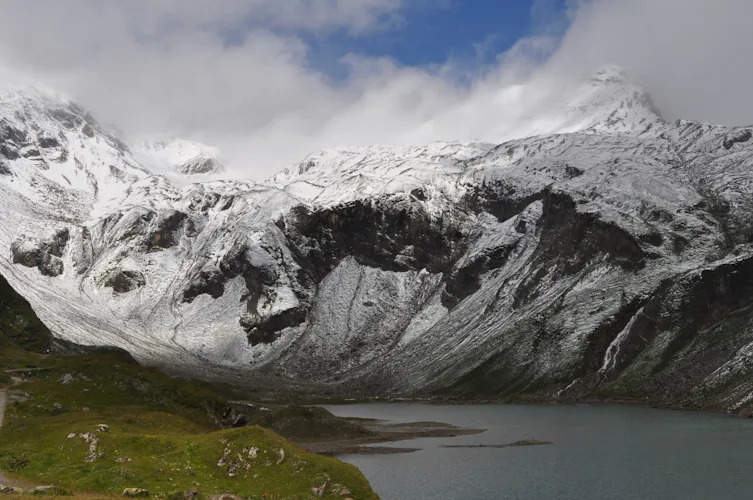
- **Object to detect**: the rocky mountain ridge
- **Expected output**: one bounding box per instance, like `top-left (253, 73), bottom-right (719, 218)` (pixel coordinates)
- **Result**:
top-left (2, 66), bottom-right (753, 412)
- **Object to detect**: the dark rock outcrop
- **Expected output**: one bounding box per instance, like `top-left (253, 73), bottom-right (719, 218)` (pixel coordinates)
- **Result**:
top-left (187, 192), bottom-right (221, 213)
top-left (218, 240), bottom-right (305, 345)
top-left (104, 269), bottom-right (146, 293)
top-left (10, 229), bottom-right (70, 277)
top-left (38, 136), bottom-right (61, 149)
top-left (462, 180), bottom-right (545, 223)
top-left (219, 407), bottom-right (248, 429)
top-left (280, 195), bottom-right (467, 279)
top-left (603, 255), bottom-right (753, 409)
top-left (723, 129), bottom-right (752, 150)
top-left (182, 268), bottom-right (226, 303)
top-left (145, 210), bottom-right (195, 251)
top-left (0, 273), bottom-right (52, 352)
top-left (512, 191), bottom-right (646, 308)
top-left (241, 307), bottom-right (309, 346)
top-left (444, 244), bottom-right (517, 309)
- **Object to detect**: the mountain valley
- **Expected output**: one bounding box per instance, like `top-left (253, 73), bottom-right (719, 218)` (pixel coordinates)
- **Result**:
top-left (1, 66), bottom-right (753, 415)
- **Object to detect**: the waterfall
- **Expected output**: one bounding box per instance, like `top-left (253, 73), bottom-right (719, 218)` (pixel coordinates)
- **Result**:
top-left (600, 307), bottom-right (644, 373)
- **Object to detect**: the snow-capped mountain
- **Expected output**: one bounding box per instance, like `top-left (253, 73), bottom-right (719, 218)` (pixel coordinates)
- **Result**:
top-left (3, 67), bottom-right (753, 413)
top-left (134, 138), bottom-right (225, 177)
top-left (0, 85), bottom-right (149, 218)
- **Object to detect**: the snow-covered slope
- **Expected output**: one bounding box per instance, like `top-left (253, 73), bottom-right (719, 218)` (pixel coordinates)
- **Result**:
top-left (0, 86), bottom-right (149, 218)
top-left (4, 67), bottom-right (753, 412)
top-left (134, 138), bottom-right (225, 178)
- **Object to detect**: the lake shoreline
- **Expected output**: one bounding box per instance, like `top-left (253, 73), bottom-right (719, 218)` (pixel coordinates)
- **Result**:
top-left (293, 395), bottom-right (747, 419)
top-left (294, 397), bottom-right (746, 455)
top-left (297, 419), bottom-right (486, 455)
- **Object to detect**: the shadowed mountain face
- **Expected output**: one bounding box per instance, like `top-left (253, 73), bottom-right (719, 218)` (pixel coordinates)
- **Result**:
top-left (3, 68), bottom-right (753, 413)
top-left (0, 273), bottom-right (51, 353)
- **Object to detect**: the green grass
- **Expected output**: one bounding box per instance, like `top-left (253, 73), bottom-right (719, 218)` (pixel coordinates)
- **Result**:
top-left (0, 353), bottom-right (378, 499)
top-left (0, 342), bottom-right (51, 388)
top-left (253, 406), bottom-right (375, 443)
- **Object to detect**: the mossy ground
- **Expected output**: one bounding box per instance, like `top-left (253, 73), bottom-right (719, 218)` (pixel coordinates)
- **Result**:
top-left (0, 352), bottom-right (377, 499)
top-left (0, 343), bottom-right (50, 387)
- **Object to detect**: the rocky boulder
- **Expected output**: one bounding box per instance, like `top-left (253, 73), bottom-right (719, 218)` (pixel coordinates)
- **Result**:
top-left (104, 269), bottom-right (146, 294)
top-left (145, 210), bottom-right (195, 252)
top-left (122, 488), bottom-right (149, 497)
top-left (10, 229), bottom-right (69, 277)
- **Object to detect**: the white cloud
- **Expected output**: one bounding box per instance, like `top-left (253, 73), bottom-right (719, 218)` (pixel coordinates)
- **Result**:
top-left (0, 0), bottom-right (749, 179)
top-left (549, 0), bottom-right (753, 126)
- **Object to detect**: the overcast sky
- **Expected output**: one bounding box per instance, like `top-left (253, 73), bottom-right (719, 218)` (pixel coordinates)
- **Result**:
top-left (0, 0), bottom-right (750, 178)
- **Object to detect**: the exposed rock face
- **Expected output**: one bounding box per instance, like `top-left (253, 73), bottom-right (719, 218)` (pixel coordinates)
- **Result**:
top-left (11, 229), bottom-right (69, 277)
top-left (280, 196), bottom-right (467, 277)
top-left (104, 270), bottom-right (146, 293)
top-left (182, 268), bottom-right (225, 303)
top-left (145, 210), bottom-right (195, 252)
top-left (241, 307), bottom-right (308, 346)
top-left (176, 156), bottom-right (224, 175)
top-left (8, 68), bottom-right (753, 414)
top-left (0, 93), bottom-right (130, 171)
top-left (723, 129), bottom-right (752, 150)
top-left (594, 255), bottom-right (753, 410)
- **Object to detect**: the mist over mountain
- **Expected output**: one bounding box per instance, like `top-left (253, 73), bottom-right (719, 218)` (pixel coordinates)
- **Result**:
top-left (0, 0), bottom-right (750, 178)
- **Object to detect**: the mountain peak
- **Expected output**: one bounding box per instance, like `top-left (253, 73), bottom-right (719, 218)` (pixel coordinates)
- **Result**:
top-left (0, 81), bottom-right (148, 216)
top-left (588, 64), bottom-right (630, 86)
top-left (133, 138), bottom-right (225, 177)
top-left (0, 66), bottom-right (73, 105)
top-left (563, 64), bottom-right (664, 133)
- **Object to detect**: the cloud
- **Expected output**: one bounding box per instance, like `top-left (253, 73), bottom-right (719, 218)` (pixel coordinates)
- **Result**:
top-left (548, 0), bottom-right (753, 126)
top-left (0, 0), bottom-right (749, 179)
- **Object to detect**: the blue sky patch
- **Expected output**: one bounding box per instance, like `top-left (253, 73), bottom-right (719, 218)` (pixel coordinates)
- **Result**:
top-left (303, 0), bottom-right (568, 79)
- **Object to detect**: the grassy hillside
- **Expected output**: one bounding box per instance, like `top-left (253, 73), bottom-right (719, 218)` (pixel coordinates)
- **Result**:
top-left (252, 405), bottom-right (375, 443)
top-left (0, 275), bottom-right (377, 499)
top-left (0, 352), bottom-right (377, 499)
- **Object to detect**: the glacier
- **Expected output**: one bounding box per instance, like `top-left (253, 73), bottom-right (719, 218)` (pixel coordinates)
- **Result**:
top-left (3, 66), bottom-right (753, 412)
